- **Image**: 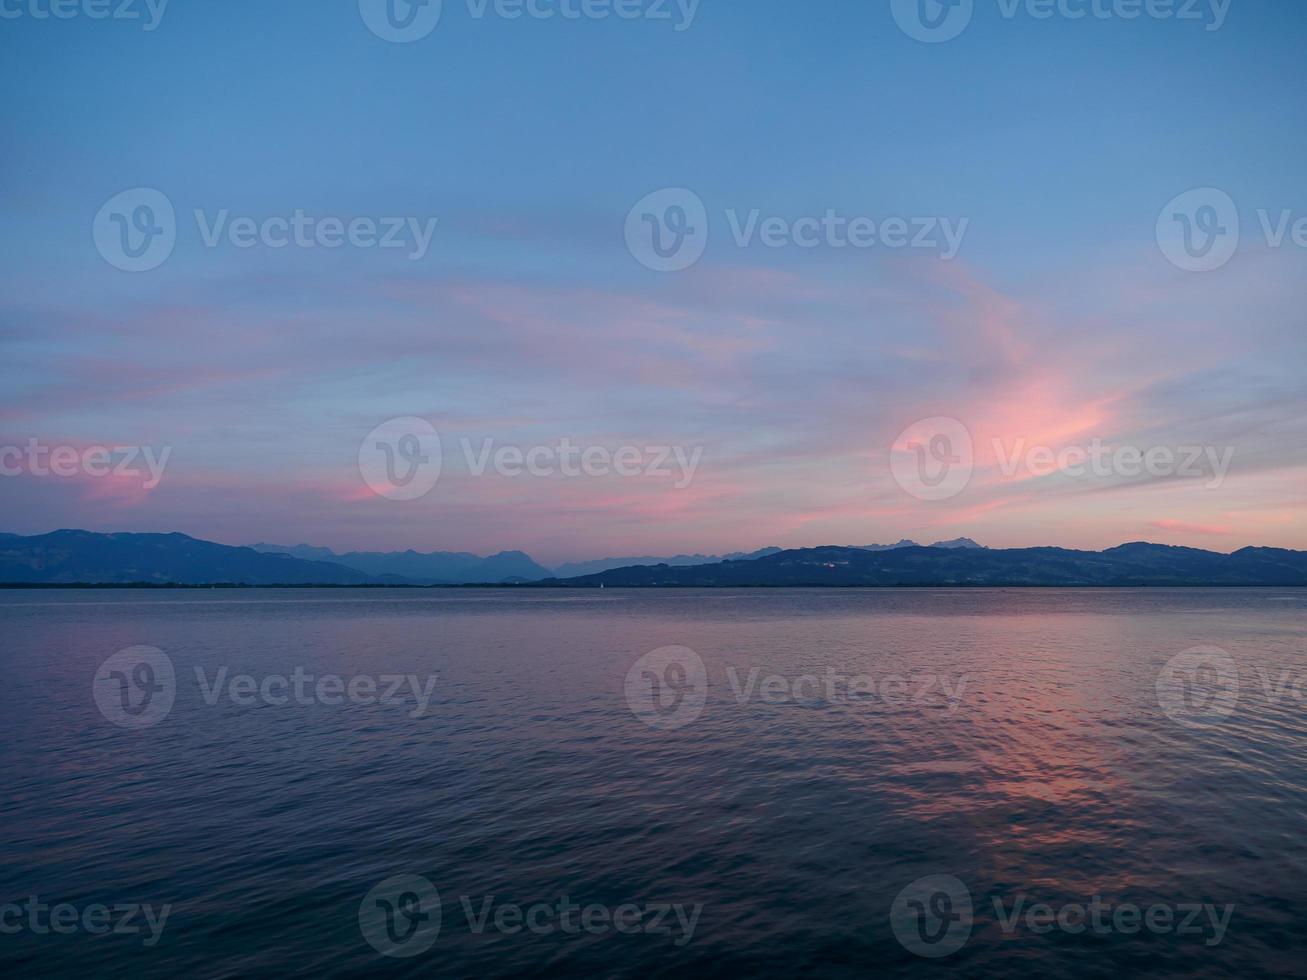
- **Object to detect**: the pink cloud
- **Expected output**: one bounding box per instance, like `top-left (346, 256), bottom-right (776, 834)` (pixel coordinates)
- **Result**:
top-left (1150, 519), bottom-right (1232, 536)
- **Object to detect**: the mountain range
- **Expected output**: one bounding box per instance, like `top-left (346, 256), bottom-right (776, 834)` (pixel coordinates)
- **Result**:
top-left (544, 537), bottom-right (987, 577)
top-left (248, 543), bottom-right (551, 585)
top-left (251, 537), bottom-right (987, 582)
top-left (551, 548), bottom-right (784, 578)
top-left (1, 530), bottom-right (1303, 587)
top-left (537, 542), bottom-right (1307, 588)
top-left (0, 530), bottom-right (377, 586)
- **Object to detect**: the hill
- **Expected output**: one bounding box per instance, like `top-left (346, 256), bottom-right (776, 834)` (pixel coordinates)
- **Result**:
top-left (249, 543), bottom-right (550, 584)
top-left (0, 530), bottom-right (384, 585)
top-left (536, 543), bottom-right (1307, 587)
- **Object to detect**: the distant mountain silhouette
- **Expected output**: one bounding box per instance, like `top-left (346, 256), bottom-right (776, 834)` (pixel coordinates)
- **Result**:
top-left (849, 537), bottom-right (987, 552)
top-left (553, 539), bottom-right (985, 577)
top-left (249, 543), bottom-right (550, 585)
top-left (552, 547), bottom-right (783, 578)
top-left (924, 537), bottom-right (988, 550)
top-left (537, 542), bottom-right (1307, 587)
top-left (3, 532), bottom-right (1303, 587)
top-left (0, 530), bottom-right (383, 585)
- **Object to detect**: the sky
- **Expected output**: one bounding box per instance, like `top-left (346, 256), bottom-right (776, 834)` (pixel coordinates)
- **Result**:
top-left (1, 0), bottom-right (1304, 564)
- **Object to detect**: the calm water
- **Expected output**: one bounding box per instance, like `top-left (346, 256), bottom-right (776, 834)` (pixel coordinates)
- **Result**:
top-left (1, 588), bottom-right (1305, 978)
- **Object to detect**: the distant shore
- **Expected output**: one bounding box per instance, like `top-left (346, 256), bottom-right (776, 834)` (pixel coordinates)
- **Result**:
top-left (4, 582), bottom-right (1305, 590)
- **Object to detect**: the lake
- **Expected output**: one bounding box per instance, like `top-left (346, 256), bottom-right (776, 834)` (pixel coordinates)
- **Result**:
top-left (1, 588), bottom-right (1304, 977)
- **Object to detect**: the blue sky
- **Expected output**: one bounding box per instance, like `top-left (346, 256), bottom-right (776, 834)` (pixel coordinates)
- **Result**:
top-left (2, 0), bottom-right (1304, 561)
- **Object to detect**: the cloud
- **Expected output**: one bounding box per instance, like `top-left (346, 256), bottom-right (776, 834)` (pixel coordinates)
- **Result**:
top-left (1150, 520), bottom-right (1232, 537)
top-left (2, 243), bottom-right (1304, 559)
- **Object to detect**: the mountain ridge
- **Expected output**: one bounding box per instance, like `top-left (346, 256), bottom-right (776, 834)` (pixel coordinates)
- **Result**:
top-left (0, 530), bottom-right (384, 585)
top-left (249, 543), bottom-right (550, 584)
top-left (535, 542), bottom-right (1307, 588)
top-left (552, 547), bottom-right (785, 578)
top-left (1, 530), bottom-right (1303, 587)
top-left (549, 537), bottom-right (986, 577)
